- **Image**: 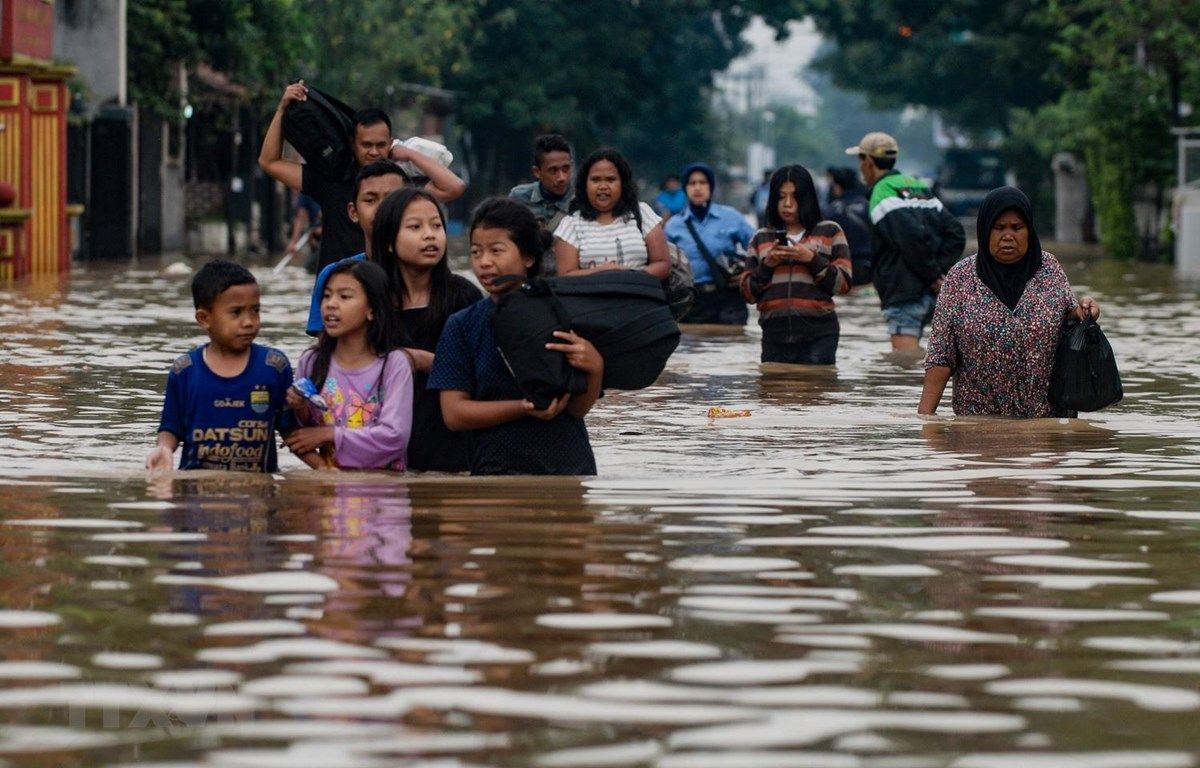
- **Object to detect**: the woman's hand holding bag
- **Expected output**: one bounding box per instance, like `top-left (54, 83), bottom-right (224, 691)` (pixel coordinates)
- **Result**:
top-left (1048, 311), bottom-right (1122, 412)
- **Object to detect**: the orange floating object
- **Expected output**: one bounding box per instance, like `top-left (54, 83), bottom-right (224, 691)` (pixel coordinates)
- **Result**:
top-left (707, 407), bottom-right (751, 418)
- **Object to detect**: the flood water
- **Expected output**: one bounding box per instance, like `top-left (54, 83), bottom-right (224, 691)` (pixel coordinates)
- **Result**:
top-left (2, 254), bottom-right (1200, 767)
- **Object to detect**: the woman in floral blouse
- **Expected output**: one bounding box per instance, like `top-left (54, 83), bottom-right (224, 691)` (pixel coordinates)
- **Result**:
top-left (918, 187), bottom-right (1101, 417)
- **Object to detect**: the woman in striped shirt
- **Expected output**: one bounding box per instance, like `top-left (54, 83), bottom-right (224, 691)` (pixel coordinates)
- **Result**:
top-left (740, 165), bottom-right (852, 364)
top-left (553, 148), bottom-right (670, 281)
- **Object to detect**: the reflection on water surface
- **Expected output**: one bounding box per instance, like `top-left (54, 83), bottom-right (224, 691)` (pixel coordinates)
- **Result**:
top-left (2, 258), bottom-right (1200, 766)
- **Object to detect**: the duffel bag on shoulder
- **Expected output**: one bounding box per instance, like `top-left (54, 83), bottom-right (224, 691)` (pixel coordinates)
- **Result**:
top-left (547, 271), bottom-right (681, 390)
top-left (281, 85), bottom-right (358, 183)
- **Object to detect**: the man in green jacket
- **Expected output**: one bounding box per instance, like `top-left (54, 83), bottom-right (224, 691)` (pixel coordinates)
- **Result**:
top-left (848, 132), bottom-right (965, 351)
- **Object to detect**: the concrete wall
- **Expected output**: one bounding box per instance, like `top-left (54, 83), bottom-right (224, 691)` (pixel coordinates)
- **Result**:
top-left (161, 158), bottom-right (185, 253)
top-left (54, 0), bottom-right (126, 109)
top-left (1052, 152), bottom-right (1089, 244)
top-left (57, 2), bottom-right (191, 256)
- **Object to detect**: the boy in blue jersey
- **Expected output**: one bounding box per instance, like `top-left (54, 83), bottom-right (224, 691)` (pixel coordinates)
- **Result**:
top-left (146, 261), bottom-right (299, 472)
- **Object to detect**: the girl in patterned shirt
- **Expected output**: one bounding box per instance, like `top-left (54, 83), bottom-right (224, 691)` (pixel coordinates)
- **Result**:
top-left (740, 164), bottom-right (853, 364)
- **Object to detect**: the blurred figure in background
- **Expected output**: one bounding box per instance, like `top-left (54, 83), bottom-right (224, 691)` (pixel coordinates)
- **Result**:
top-left (285, 192), bottom-right (323, 273)
top-left (510, 133), bottom-right (575, 277)
top-left (749, 169), bottom-right (772, 226)
top-left (653, 174), bottom-right (687, 221)
top-left (665, 162), bottom-right (754, 325)
top-left (823, 167), bottom-right (872, 286)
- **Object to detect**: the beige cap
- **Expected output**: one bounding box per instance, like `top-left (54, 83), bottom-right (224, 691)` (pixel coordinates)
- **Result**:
top-left (845, 132), bottom-right (899, 159)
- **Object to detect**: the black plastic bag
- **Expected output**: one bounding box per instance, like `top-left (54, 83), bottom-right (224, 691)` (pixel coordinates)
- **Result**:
top-left (1049, 316), bottom-right (1123, 412)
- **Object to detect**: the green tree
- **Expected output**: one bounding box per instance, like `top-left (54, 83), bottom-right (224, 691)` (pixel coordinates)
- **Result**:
top-left (127, 0), bottom-right (197, 118)
top-left (1028, 0), bottom-right (1200, 256)
top-left (797, 0), bottom-right (1062, 135)
top-left (294, 0), bottom-right (482, 107)
top-left (187, 0), bottom-right (313, 104)
top-left (795, 0), bottom-right (1200, 257)
top-left (128, 0), bottom-right (312, 117)
top-left (443, 0), bottom-right (809, 196)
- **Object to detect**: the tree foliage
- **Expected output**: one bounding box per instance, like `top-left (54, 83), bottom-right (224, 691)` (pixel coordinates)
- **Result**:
top-left (794, 0), bottom-right (1062, 135)
top-left (1024, 0), bottom-right (1200, 256)
top-left (442, 0), bottom-right (809, 194)
top-left (128, 0), bottom-right (311, 118)
top-left (294, 0), bottom-right (481, 107)
top-left (127, 0), bottom-right (196, 117)
top-left (793, 0), bottom-right (1200, 257)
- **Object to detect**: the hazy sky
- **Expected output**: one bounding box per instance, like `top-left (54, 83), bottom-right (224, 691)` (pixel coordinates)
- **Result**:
top-left (720, 17), bottom-right (822, 112)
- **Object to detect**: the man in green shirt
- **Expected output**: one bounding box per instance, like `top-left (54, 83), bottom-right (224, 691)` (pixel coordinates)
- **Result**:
top-left (849, 132), bottom-right (965, 351)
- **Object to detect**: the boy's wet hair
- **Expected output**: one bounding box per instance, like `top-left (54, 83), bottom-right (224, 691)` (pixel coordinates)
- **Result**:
top-left (353, 107), bottom-right (392, 134)
top-left (191, 260), bottom-right (257, 309)
top-left (354, 159), bottom-right (410, 199)
top-left (533, 134), bottom-right (572, 167)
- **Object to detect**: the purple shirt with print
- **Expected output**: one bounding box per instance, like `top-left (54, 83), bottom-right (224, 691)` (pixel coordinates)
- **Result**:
top-left (296, 349), bottom-right (413, 470)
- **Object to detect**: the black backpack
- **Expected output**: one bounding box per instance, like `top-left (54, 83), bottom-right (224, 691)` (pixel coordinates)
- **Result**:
top-left (281, 85), bottom-right (358, 183)
top-left (491, 271), bottom-right (681, 407)
top-left (490, 278), bottom-right (588, 411)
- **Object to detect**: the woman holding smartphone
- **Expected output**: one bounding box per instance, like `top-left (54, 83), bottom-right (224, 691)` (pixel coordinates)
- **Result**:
top-left (740, 165), bottom-right (853, 364)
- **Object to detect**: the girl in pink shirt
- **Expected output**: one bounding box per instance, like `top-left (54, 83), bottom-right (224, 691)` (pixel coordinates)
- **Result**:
top-left (285, 260), bottom-right (413, 470)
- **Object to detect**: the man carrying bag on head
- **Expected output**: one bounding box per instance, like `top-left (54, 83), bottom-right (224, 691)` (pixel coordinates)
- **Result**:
top-left (665, 162), bottom-right (756, 326)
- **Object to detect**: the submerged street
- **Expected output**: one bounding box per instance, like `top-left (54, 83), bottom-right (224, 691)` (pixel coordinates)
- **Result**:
top-left (2, 255), bottom-right (1200, 765)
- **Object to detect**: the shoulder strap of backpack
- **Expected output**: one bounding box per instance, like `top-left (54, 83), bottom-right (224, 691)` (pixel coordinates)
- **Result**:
top-left (684, 217), bottom-right (730, 281)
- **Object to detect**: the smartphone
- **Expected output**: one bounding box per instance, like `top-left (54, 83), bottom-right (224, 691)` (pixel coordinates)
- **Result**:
top-left (775, 230), bottom-right (790, 245)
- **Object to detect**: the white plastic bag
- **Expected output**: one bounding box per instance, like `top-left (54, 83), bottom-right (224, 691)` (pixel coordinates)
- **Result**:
top-left (393, 136), bottom-right (453, 178)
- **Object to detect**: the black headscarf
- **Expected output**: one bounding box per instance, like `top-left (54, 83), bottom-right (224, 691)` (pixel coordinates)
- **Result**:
top-left (682, 161), bottom-right (715, 221)
top-left (975, 186), bottom-right (1042, 310)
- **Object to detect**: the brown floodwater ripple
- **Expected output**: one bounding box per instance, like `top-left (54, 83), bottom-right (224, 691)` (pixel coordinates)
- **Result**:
top-left (1, 258), bottom-right (1200, 766)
